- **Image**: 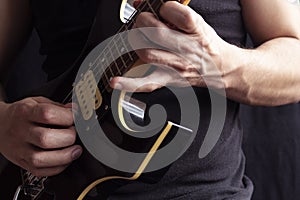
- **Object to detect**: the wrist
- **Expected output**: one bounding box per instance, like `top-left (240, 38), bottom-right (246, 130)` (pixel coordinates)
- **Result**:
top-left (218, 41), bottom-right (252, 102)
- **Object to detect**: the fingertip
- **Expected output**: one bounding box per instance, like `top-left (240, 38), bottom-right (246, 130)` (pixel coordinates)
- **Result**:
top-left (110, 77), bottom-right (123, 90)
top-left (64, 103), bottom-right (79, 116)
top-left (64, 102), bottom-right (73, 108)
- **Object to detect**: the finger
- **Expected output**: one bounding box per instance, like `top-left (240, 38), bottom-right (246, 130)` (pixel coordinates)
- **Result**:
top-left (32, 96), bottom-right (64, 106)
top-left (160, 1), bottom-right (203, 34)
top-left (156, 2), bottom-right (220, 64)
top-left (136, 11), bottom-right (167, 28)
top-left (111, 74), bottom-right (164, 92)
top-left (131, 25), bottom-right (216, 75)
top-left (129, 14), bottom-right (167, 50)
top-left (27, 126), bottom-right (76, 149)
top-left (128, 26), bottom-right (192, 70)
top-left (64, 102), bottom-right (73, 108)
top-left (134, 11), bottom-right (201, 56)
top-left (135, 48), bottom-right (193, 71)
top-left (29, 102), bottom-right (74, 126)
top-left (111, 67), bottom-right (183, 92)
top-left (134, 12), bottom-right (173, 48)
top-left (64, 102), bottom-right (79, 115)
top-left (24, 145), bottom-right (82, 169)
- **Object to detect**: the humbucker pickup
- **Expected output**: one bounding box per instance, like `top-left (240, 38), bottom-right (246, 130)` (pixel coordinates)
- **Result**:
top-left (75, 70), bottom-right (103, 120)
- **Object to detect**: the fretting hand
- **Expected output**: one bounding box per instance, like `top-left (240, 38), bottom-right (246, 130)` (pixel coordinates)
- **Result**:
top-left (111, 1), bottom-right (232, 92)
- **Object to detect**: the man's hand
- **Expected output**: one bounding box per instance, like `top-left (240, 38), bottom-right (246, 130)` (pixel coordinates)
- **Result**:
top-left (0, 97), bottom-right (82, 177)
top-left (111, 1), bottom-right (231, 92)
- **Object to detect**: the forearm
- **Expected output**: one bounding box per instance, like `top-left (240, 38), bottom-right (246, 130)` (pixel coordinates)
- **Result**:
top-left (223, 37), bottom-right (300, 106)
top-left (0, 0), bottom-right (32, 83)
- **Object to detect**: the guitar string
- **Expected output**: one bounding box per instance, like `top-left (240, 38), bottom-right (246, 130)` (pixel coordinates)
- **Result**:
top-left (63, 0), bottom-right (166, 158)
top-left (62, 0), bottom-right (164, 104)
top-left (69, 0), bottom-right (189, 98)
top-left (90, 0), bottom-right (165, 86)
top-left (84, 0), bottom-right (165, 87)
top-left (60, 0), bottom-right (165, 144)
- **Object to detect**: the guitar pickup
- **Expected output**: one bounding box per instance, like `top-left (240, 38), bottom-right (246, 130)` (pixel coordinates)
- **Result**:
top-left (75, 70), bottom-right (103, 120)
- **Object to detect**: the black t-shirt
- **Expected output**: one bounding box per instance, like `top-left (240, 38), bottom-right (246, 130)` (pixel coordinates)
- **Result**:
top-left (241, 103), bottom-right (300, 200)
top-left (31, 0), bottom-right (253, 199)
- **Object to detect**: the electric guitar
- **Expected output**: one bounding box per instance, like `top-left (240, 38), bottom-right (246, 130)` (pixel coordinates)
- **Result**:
top-left (0, 0), bottom-right (198, 199)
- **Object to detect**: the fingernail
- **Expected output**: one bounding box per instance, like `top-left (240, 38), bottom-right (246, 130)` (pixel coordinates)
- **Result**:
top-left (72, 148), bottom-right (82, 160)
top-left (114, 83), bottom-right (123, 90)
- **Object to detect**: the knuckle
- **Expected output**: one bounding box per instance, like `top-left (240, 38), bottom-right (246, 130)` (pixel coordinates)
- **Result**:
top-left (145, 84), bottom-right (158, 92)
top-left (136, 12), bottom-right (148, 23)
top-left (38, 130), bottom-right (51, 148)
top-left (14, 102), bottom-right (31, 116)
top-left (29, 153), bottom-right (43, 168)
top-left (137, 11), bottom-right (157, 26)
top-left (154, 29), bottom-right (166, 41)
top-left (149, 84), bottom-right (157, 92)
top-left (39, 106), bottom-right (54, 122)
top-left (140, 50), bottom-right (155, 63)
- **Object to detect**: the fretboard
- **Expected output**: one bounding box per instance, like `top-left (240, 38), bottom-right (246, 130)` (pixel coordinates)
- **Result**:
top-left (90, 0), bottom-right (171, 92)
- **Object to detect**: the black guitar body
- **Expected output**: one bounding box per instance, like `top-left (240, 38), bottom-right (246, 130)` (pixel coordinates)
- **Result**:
top-left (0, 0), bottom-right (194, 199)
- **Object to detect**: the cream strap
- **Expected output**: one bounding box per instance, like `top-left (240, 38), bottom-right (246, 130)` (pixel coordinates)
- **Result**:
top-left (77, 121), bottom-right (174, 200)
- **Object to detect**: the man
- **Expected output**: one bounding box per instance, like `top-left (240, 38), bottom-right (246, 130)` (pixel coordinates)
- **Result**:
top-left (0, 0), bottom-right (300, 199)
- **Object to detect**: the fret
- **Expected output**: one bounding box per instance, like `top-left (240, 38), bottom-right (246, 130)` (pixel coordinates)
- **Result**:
top-left (96, 54), bottom-right (110, 84)
top-left (119, 32), bottom-right (134, 61)
top-left (159, 0), bottom-right (166, 5)
top-left (112, 39), bottom-right (125, 75)
top-left (89, 50), bottom-right (103, 67)
top-left (107, 46), bottom-right (118, 78)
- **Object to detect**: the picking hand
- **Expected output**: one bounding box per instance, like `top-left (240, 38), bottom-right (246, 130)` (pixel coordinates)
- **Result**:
top-left (0, 97), bottom-right (82, 177)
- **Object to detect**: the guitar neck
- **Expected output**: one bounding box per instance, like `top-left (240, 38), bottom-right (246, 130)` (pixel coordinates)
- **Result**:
top-left (95, 0), bottom-right (189, 90)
